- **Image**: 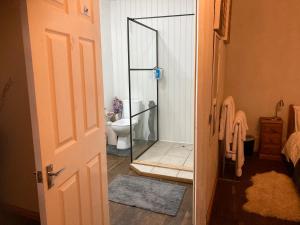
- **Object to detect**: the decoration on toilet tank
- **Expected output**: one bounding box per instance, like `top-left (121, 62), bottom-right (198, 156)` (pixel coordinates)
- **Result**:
top-left (153, 67), bottom-right (163, 80)
top-left (112, 97), bottom-right (123, 119)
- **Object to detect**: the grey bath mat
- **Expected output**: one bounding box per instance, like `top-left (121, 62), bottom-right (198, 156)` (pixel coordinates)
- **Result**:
top-left (108, 175), bottom-right (186, 216)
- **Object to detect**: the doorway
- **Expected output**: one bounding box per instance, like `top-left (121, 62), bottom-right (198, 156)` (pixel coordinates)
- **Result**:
top-left (1, 0), bottom-right (201, 224)
top-left (101, 0), bottom-right (196, 224)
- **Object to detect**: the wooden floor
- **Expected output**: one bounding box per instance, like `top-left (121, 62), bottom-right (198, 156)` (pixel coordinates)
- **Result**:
top-left (209, 154), bottom-right (299, 225)
top-left (107, 154), bottom-right (193, 225)
top-left (3, 154), bottom-right (298, 225)
top-left (0, 209), bottom-right (40, 225)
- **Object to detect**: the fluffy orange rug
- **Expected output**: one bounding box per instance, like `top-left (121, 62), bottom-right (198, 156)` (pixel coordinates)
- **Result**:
top-left (243, 171), bottom-right (300, 222)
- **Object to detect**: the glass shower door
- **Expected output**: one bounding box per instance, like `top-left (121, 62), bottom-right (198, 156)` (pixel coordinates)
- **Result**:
top-left (127, 18), bottom-right (159, 161)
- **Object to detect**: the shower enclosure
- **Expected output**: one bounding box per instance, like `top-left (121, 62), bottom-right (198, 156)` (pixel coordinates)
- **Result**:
top-left (126, 13), bottom-right (195, 183)
top-left (127, 18), bottom-right (159, 161)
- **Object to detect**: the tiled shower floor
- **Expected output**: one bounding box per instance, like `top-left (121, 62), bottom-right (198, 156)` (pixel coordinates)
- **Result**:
top-left (131, 141), bottom-right (194, 182)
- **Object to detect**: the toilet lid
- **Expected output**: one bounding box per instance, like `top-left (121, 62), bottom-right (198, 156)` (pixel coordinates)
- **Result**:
top-left (112, 118), bottom-right (138, 127)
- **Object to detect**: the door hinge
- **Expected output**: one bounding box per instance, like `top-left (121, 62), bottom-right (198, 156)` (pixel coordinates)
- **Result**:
top-left (33, 171), bottom-right (43, 183)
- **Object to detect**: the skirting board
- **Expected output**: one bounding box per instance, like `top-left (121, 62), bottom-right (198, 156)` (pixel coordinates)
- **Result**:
top-left (0, 203), bottom-right (40, 221)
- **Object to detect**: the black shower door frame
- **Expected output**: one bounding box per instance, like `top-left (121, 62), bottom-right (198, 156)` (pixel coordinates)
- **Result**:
top-left (127, 17), bottom-right (159, 162)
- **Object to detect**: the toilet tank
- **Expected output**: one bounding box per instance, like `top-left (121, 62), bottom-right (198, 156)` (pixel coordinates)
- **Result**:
top-left (122, 100), bottom-right (141, 119)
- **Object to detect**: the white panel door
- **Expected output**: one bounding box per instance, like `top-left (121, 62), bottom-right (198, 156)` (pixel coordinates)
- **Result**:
top-left (23, 0), bottom-right (109, 224)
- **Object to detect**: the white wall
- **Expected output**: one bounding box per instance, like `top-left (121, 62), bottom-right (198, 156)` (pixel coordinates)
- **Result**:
top-left (109, 0), bottom-right (196, 144)
top-left (100, 0), bottom-right (114, 110)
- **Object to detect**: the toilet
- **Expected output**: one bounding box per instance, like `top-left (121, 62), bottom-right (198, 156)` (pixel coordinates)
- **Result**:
top-left (111, 100), bottom-right (141, 150)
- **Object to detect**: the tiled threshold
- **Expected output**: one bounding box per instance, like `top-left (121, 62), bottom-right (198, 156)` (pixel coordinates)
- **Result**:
top-left (130, 163), bottom-right (193, 184)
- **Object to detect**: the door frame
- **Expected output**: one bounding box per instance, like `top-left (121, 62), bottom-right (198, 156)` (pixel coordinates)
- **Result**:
top-left (194, 0), bottom-right (218, 224)
top-left (19, 0), bottom-right (48, 221)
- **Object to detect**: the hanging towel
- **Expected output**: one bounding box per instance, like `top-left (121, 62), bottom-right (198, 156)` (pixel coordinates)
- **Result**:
top-left (294, 106), bottom-right (300, 132)
top-left (219, 96), bottom-right (236, 157)
top-left (232, 110), bottom-right (248, 177)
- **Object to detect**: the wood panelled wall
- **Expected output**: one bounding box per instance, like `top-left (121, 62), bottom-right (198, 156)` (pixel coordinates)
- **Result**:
top-left (100, 0), bottom-right (114, 110)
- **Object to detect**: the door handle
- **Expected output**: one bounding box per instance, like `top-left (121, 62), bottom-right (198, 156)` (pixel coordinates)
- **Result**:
top-left (48, 168), bottom-right (65, 177)
top-left (46, 164), bottom-right (65, 189)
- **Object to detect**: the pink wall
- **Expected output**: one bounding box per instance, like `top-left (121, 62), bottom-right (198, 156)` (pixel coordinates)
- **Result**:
top-left (225, 0), bottom-right (300, 147)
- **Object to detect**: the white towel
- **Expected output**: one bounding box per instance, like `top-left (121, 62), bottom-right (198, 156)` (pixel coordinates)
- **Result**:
top-left (232, 111), bottom-right (248, 177)
top-left (294, 106), bottom-right (300, 132)
top-left (219, 96), bottom-right (235, 157)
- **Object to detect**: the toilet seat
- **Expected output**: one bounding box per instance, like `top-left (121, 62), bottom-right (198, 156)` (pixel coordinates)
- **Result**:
top-left (111, 118), bottom-right (138, 127)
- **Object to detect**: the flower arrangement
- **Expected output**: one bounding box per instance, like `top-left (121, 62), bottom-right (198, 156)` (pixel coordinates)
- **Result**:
top-left (105, 97), bottom-right (123, 122)
top-left (112, 97), bottom-right (123, 115)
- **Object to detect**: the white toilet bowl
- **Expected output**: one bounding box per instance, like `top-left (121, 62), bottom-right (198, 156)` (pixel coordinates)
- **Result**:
top-left (111, 99), bottom-right (141, 150)
top-left (111, 118), bottom-right (138, 149)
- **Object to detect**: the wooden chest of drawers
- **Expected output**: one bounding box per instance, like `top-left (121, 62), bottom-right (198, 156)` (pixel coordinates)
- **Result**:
top-left (259, 117), bottom-right (283, 160)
